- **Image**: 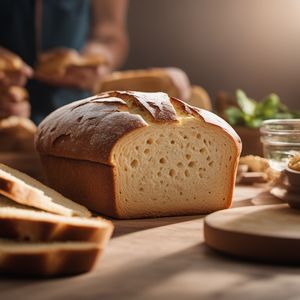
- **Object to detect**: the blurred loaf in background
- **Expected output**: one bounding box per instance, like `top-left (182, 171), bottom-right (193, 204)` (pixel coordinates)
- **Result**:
top-left (99, 67), bottom-right (212, 111)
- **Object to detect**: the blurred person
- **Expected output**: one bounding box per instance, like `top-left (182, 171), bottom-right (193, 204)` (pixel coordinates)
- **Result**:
top-left (0, 0), bottom-right (129, 123)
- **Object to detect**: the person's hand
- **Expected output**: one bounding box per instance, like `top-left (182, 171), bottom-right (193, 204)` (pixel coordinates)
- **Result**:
top-left (0, 47), bottom-right (33, 88)
top-left (0, 87), bottom-right (30, 118)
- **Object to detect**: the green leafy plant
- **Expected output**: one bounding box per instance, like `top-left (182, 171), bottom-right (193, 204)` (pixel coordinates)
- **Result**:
top-left (225, 89), bottom-right (300, 128)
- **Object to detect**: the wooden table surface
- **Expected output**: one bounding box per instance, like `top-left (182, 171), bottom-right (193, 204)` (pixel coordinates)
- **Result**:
top-left (1, 184), bottom-right (299, 300)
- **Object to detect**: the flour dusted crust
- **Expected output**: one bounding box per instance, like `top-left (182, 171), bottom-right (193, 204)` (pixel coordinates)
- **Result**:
top-left (36, 91), bottom-right (241, 219)
top-left (36, 91), bottom-right (241, 164)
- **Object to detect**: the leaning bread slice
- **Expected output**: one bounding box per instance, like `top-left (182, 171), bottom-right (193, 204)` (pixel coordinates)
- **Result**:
top-left (0, 163), bottom-right (91, 217)
top-left (0, 239), bottom-right (104, 277)
top-left (0, 195), bottom-right (113, 243)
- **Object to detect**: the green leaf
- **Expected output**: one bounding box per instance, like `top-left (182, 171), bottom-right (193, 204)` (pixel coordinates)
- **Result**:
top-left (225, 107), bottom-right (244, 125)
top-left (245, 117), bottom-right (263, 128)
top-left (236, 89), bottom-right (256, 116)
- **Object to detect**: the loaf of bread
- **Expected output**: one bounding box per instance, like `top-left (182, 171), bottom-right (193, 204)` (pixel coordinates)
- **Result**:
top-left (0, 54), bottom-right (23, 72)
top-left (0, 164), bottom-right (91, 217)
top-left (36, 91), bottom-right (241, 219)
top-left (188, 86), bottom-right (212, 111)
top-left (0, 116), bottom-right (36, 152)
top-left (0, 195), bottom-right (113, 243)
top-left (35, 48), bottom-right (106, 76)
top-left (0, 86), bottom-right (30, 119)
top-left (0, 239), bottom-right (103, 277)
top-left (100, 68), bottom-right (191, 100)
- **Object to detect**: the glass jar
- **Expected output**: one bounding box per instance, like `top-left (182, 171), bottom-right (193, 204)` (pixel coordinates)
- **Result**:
top-left (260, 119), bottom-right (300, 171)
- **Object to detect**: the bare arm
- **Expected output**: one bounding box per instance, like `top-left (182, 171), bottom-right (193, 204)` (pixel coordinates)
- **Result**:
top-left (83, 0), bottom-right (129, 70)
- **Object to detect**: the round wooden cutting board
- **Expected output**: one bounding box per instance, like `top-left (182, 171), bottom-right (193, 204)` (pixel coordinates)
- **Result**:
top-left (204, 204), bottom-right (300, 264)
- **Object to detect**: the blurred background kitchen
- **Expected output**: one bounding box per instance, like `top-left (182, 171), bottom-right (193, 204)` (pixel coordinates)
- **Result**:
top-left (126, 0), bottom-right (299, 109)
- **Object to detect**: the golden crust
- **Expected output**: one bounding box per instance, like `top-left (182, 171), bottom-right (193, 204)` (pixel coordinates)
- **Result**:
top-left (0, 241), bottom-right (102, 277)
top-left (36, 91), bottom-right (241, 166)
top-left (35, 48), bottom-right (107, 76)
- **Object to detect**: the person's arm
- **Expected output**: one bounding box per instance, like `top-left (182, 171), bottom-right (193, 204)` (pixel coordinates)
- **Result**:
top-left (82, 0), bottom-right (129, 70)
top-left (35, 0), bottom-right (129, 92)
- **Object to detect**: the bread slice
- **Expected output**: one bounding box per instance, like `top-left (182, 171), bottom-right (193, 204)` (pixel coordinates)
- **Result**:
top-left (0, 239), bottom-right (103, 277)
top-left (0, 163), bottom-right (91, 217)
top-left (0, 195), bottom-right (113, 243)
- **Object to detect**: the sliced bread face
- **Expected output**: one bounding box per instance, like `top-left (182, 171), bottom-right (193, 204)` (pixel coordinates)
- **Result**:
top-left (112, 118), bottom-right (238, 218)
top-left (0, 195), bottom-right (113, 243)
top-left (0, 163), bottom-right (91, 217)
top-left (0, 239), bottom-right (102, 277)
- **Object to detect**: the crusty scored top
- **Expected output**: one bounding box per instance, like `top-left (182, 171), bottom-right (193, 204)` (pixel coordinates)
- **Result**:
top-left (36, 91), bottom-right (241, 165)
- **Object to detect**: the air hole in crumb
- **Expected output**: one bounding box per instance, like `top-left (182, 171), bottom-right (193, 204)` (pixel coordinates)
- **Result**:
top-left (196, 133), bottom-right (201, 139)
top-left (139, 187), bottom-right (144, 191)
top-left (185, 154), bottom-right (191, 160)
top-left (206, 156), bottom-right (211, 161)
top-left (183, 135), bottom-right (188, 139)
top-left (199, 173), bottom-right (203, 178)
top-left (204, 139), bottom-right (207, 144)
top-left (177, 162), bottom-right (183, 168)
top-left (223, 197), bottom-right (225, 201)
top-left (209, 161), bottom-right (214, 167)
top-left (229, 156), bottom-right (232, 161)
top-left (200, 148), bottom-right (205, 154)
top-left (170, 140), bottom-right (175, 144)
top-left (125, 198), bottom-right (129, 202)
top-left (169, 169), bottom-right (176, 177)
top-left (186, 143), bottom-right (190, 148)
top-left (50, 127), bottom-right (57, 133)
top-left (184, 170), bottom-right (190, 177)
top-left (180, 191), bottom-right (183, 195)
top-left (124, 167), bottom-right (128, 172)
top-left (160, 180), bottom-right (163, 184)
top-left (208, 191), bottom-right (211, 194)
top-left (146, 138), bottom-right (154, 144)
top-left (188, 161), bottom-right (195, 168)
top-left (76, 116), bottom-right (83, 122)
top-left (208, 141), bottom-right (212, 145)
top-left (158, 171), bottom-right (162, 177)
top-left (135, 146), bottom-right (139, 150)
top-left (131, 159), bottom-right (138, 168)
top-left (144, 149), bottom-right (150, 154)
top-left (159, 158), bottom-right (166, 164)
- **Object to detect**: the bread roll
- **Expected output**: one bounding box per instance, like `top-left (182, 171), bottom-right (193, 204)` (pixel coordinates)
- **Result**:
top-left (36, 91), bottom-right (241, 219)
top-left (0, 116), bottom-right (35, 152)
top-left (35, 48), bottom-right (106, 76)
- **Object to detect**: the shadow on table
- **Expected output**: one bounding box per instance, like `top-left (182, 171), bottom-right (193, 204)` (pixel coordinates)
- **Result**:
top-left (111, 215), bottom-right (204, 238)
top-left (1, 242), bottom-right (300, 300)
